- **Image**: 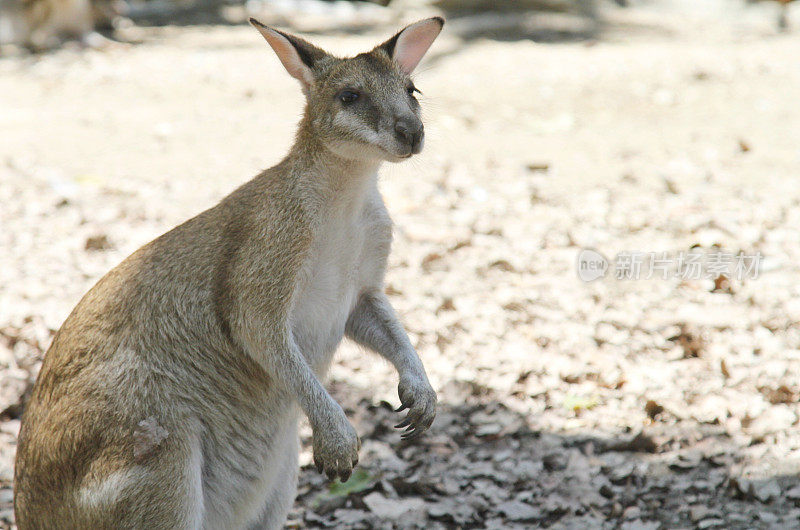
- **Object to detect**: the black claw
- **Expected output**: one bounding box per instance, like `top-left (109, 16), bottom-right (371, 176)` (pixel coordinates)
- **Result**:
top-left (395, 404), bottom-right (408, 412)
top-left (395, 418), bottom-right (412, 429)
top-left (403, 424), bottom-right (427, 439)
top-left (402, 429), bottom-right (423, 440)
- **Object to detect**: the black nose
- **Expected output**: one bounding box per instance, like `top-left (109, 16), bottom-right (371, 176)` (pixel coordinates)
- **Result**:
top-left (394, 117), bottom-right (423, 150)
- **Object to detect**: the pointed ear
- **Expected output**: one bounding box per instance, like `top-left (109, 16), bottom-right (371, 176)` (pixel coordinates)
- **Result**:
top-left (379, 17), bottom-right (444, 75)
top-left (250, 18), bottom-right (328, 92)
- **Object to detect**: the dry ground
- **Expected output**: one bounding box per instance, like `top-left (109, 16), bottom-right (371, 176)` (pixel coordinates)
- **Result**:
top-left (2, 0), bottom-right (800, 528)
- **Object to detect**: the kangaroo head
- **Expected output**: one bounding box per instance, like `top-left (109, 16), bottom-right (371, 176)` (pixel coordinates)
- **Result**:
top-left (250, 17), bottom-right (444, 163)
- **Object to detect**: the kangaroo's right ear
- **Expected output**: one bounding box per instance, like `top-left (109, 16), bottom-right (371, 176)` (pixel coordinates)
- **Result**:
top-left (250, 18), bottom-right (328, 93)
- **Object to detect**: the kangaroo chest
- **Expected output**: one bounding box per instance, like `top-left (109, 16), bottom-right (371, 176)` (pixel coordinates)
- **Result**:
top-left (290, 187), bottom-right (392, 373)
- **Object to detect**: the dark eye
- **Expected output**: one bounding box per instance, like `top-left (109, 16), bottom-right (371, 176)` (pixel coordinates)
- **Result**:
top-left (339, 90), bottom-right (359, 104)
top-left (407, 84), bottom-right (420, 97)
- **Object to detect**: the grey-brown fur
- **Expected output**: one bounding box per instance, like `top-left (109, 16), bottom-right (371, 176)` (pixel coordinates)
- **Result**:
top-left (14, 16), bottom-right (443, 529)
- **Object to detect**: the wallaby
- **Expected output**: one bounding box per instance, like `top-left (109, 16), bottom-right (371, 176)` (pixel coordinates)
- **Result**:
top-left (0, 0), bottom-right (116, 50)
top-left (14, 16), bottom-right (443, 529)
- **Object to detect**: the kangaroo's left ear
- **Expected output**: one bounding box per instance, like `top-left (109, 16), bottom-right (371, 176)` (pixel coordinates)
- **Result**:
top-left (378, 17), bottom-right (444, 75)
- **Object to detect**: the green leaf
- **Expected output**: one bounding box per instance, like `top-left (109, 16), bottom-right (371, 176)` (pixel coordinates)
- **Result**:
top-left (563, 394), bottom-right (599, 412)
top-left (312, 469), bottom-right (377, 508)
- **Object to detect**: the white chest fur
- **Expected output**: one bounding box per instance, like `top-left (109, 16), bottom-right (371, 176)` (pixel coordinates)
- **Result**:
top-left (290, 181), bottom-right (392, 374)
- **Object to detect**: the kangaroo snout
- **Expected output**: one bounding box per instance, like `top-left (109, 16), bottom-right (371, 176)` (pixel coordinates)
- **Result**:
top-left (394, 116), bottom-right (424, 154)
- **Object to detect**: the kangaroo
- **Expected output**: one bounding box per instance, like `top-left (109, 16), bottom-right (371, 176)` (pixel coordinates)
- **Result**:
top-left (14, 17), bottom-right (443, 529)
top-left (0, 0), bottom-right (115, 50)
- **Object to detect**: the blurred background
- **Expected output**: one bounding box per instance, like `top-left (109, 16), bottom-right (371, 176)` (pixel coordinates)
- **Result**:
top-left (2, 0), bottom-right (800, 528)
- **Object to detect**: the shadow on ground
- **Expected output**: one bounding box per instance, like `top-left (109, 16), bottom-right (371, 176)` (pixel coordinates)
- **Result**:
top-left (293, 380), bottom-right (800, 529)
